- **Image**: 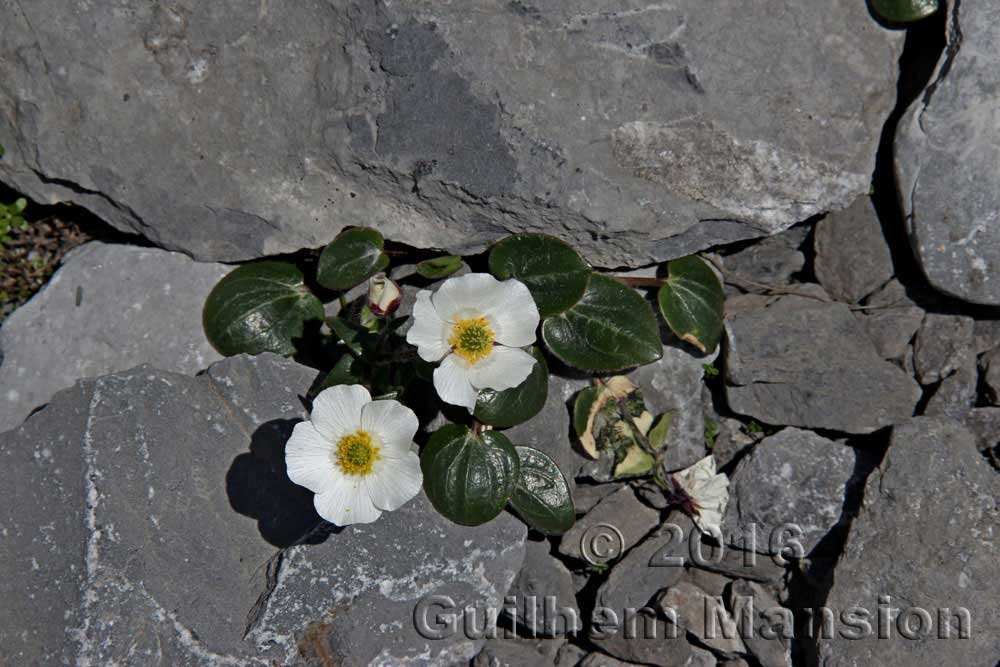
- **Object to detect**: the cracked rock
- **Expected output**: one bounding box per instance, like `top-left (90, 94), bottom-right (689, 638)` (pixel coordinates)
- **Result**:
top-left (896, 0), bottom-right (1000, 304)
top-left (558, 486), bottom-right (660, 562)
top-left (0, 242), bottom-right (229, 432)
top-left (657, 581), bottom-right (746, 657)
top-left (1, 1), bottom-right (900, 265)
top-left (724, 294), bottom-right (921, 432)
top-left (0, 354), bottom-right (526, 667)
top-left (856, 279), bottom-right (925, 361)
top-left (505, 539), bottom-right (582, 636)
top-left (816, 417), bottom-right (1000, 665)
top-left (813, 197), bottom-right (894, 304)
top-left (913, 313), bottom-right (975, 385)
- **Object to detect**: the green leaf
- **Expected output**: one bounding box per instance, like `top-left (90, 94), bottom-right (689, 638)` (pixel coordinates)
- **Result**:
top-left (475, 348), bottom-right (548, 428)
top-left (657, 255), bottom-right (724, 354)
top-left (509, 446), bottom-right (575, 535)
top-left (489, 233), bottom-right (591, 317)
top-left (421, 425), bottom-right (520, 526)
top-left (326, 316), bottom-right (376, 357)
top-left (202, 261), bottom-right (324, 356)
top-left (317, 227), bottom-right (389, 290)
top-left (542, 274), bottom-right (662, 371)
top-left (416, 256), bottom-right (463, 279)
top-left (614, 445), bottom-right (654, 477)
top-left (316, 353), bottom-right (364, 392)
top-left (648, 412), bottom-right (673, 449)
top-left (871, 0), bottom-right (938, 22)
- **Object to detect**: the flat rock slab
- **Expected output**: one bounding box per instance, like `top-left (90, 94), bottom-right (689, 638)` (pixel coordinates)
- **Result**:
top-left (816, 417), bottom-right (1000, 666)
top-left (813, 196), bottom-right (894, 304)
top-left (722, 428), bottom-right (859, 557)
top-left (1, 1), bottom-right (899, 265)
top-left (0, 241), bottom-right (230, 432)
top-left (0, 353), bottom-right (526, 667)
top-left (724, 294), bottom-right (921, 433)
top-left (895, 1), bottom-right (1000, 304)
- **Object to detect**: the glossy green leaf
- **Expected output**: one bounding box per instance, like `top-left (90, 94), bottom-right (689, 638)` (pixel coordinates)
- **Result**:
top-left (489, 233), bottom-right (591, 317)
top-left (871, 0), bottom-right (938, 22)
top-left (421, 425), bottom-right (520, 526)
top-left (326, 316), bottom-right (378, 357)
top-left (316, 227), bottom-right (389, 290)
top-left (542, 274), bottom-right (662, 371)
top-left (416, 255), bottom-right (463, 279)
top-left (315, 353), bottom-right (365, 393)
top-left (475, 348), bottom-right (548, 428)
top-left (657, 255), bottom-right (724, 354)
top-left (203, 261), bottom-right (323, 356)
top-left (509, 446), bottom-right (575, 535)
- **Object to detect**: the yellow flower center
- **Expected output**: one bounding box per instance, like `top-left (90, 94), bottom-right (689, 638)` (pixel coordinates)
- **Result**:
top-left (334, 430), bottom-right (381, 476)
top-left (448, 316), bottom-right (495, 364)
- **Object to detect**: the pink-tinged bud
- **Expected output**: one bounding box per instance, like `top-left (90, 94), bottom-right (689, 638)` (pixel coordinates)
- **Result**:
top-left (367, 273), bottom-right (401, 316)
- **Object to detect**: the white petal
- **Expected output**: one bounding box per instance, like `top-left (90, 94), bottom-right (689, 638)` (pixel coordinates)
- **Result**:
top-left (311, 385), bottom-right (371, 442)
top-left (361, 400), bottom-right (419, 458)
top-left (432, 273), bottom-right (507, 322)
top-left (368, 451), bottom-right (423, 511)
top-left (433, 354), bottom-right (479, 411)
top-left (314, 476), bottom-right (382, 526)
top-left (284, 421), bottom-right (337, 494)
top-left (482, 279), bottom-right (540, 347)
top-left (405, 290), bottom-right (451, 362)
top-left (466, 345), bottom-right (536, 391)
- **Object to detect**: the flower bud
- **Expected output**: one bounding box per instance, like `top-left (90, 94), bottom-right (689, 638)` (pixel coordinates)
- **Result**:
top-left (367, 273), bottom-right (401, 316)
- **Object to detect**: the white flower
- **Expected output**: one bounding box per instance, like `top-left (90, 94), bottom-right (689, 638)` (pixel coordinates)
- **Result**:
top-left (285, 384), bottom-right (422, 526)
top-left (671, 455), bottom-right (730, 536)
top-left (405, 273), bottom-right (540, 412)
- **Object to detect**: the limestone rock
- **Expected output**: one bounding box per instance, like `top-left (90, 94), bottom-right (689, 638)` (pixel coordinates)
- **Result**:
top-left (505, 539), bottom-right (582, 637)
top-left (813, 197), bottom-right (894, 303)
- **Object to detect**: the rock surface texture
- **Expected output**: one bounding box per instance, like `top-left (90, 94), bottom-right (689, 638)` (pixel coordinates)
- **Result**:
top-left (816, 417), bottom-right (1000, 666)
top-left (0, 241), bottom-right (230, 432)
top-left (0, 354), bottom-right (526, 666)
top-left (0, 1), bottom-right (900, 265)
top-left (896, 1), bottom-right (1000, 304)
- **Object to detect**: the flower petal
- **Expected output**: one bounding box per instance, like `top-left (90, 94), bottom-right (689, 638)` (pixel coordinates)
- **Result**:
top-left (466, 345), bottom-right (536, 391)
top-left (310, 384), bottom-right (371, 442)
top-left (432, 273), bottom-right (507, 322)
top-left (361, 399), bottom-right (419, 458)
top-left (481, 279), bottom-right (540, 347)
top-left (314, 476), bottom-right (382, 526)
top-left (368, 450), bottom-right (423, 512)
top-left (433, 353), bottom-right (479, 411)
top-left (284, 421), bottom-right (336, 494)
top-left (405, 290), bottom-right (451, 362)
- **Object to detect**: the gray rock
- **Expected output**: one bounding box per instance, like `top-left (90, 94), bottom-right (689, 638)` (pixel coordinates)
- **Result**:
top-left (896, 1), bottom-right (1000, 304)
top-left (688, 644), bottom-right (720, 667)
top-left (857, 279), bottom-right (924, 360)
top-left (973, 319), bottom-right (1000, 355)
top-left (630, 344), bottom-right (717, 470)
top-left (589, 610), bottom-right (690, 667)
top-left (981, 347), bottom-right (1000, 405)
top-left (580, 653), bottom-right (647, 667)
top-left (0, 354), bottom-right (527, 667)
top-left (965, 407), bottom-right (1000, 453)
top-left (816, 417), bottom-right (1000, 666)
top-left (657, 582), bottom-right (745, 657)
top-left (720, 229), bottom-right (807, 287)
top-left (472, 637), bottom-right (564, 667)
top-left (576, 483), bottom-right (626, 514)
top-left (0, 241), bottom-right (229, 432)
top-left (555, 643), bottom-right (588, 667)
top-left (722, 428), bottom-right (858, 557)
top-left (1, 2), bottom-right (900, 266)
top-left (595, 525), bottom-right (687, 615)
top-left (505, 540), bottom-right (582, 636)
top-left (924, 346), bottom-right (977, 419)
top-left (724, 295), bottom-right (921, 433)
top-left (913, 313), bottom-right (975, 385)
top-left (504, 373), bottom-right (591, 480)
top-left (725, 580), bottom-right (791, 667)
top-left (706, 416), bottom-right (759, 470)
top-left (558, 486), bottom-right (660, 562)
top-left (813, 197), bottom-right (894, 304)
top-left (685, 568), bottom-right (734, 598)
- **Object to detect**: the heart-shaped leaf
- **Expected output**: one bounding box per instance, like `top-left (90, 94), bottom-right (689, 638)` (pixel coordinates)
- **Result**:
top-left (657, 255), bottom-right (724, 354)
top-left (416, 255), bottom-right (464, 279)
top-left (317, 227), bottom-right (389, 290)
top-left (421, 425), bottom-right (520, 526)
top-left (489, 233), bottom-right (591, 317)
top-left (203, 261), bottom-right (323, 356)
top-left (509, 446), bottom-right (575, 535)
top-left (475, 348), bottom-right (548, 428)
top-left (871, 0), bottom-right (938, 22)
top-left (542, 274), bottom-right (662, 371)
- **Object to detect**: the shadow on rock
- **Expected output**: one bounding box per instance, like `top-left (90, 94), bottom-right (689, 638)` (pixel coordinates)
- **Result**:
top-left (226, 418), bottom-right (331, 548)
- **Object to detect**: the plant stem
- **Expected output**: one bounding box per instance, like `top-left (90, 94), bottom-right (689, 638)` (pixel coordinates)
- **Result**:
top-left (612, 276), bottom-right (669, 287)
top-left (596, 378), bottom-right (671, 489)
